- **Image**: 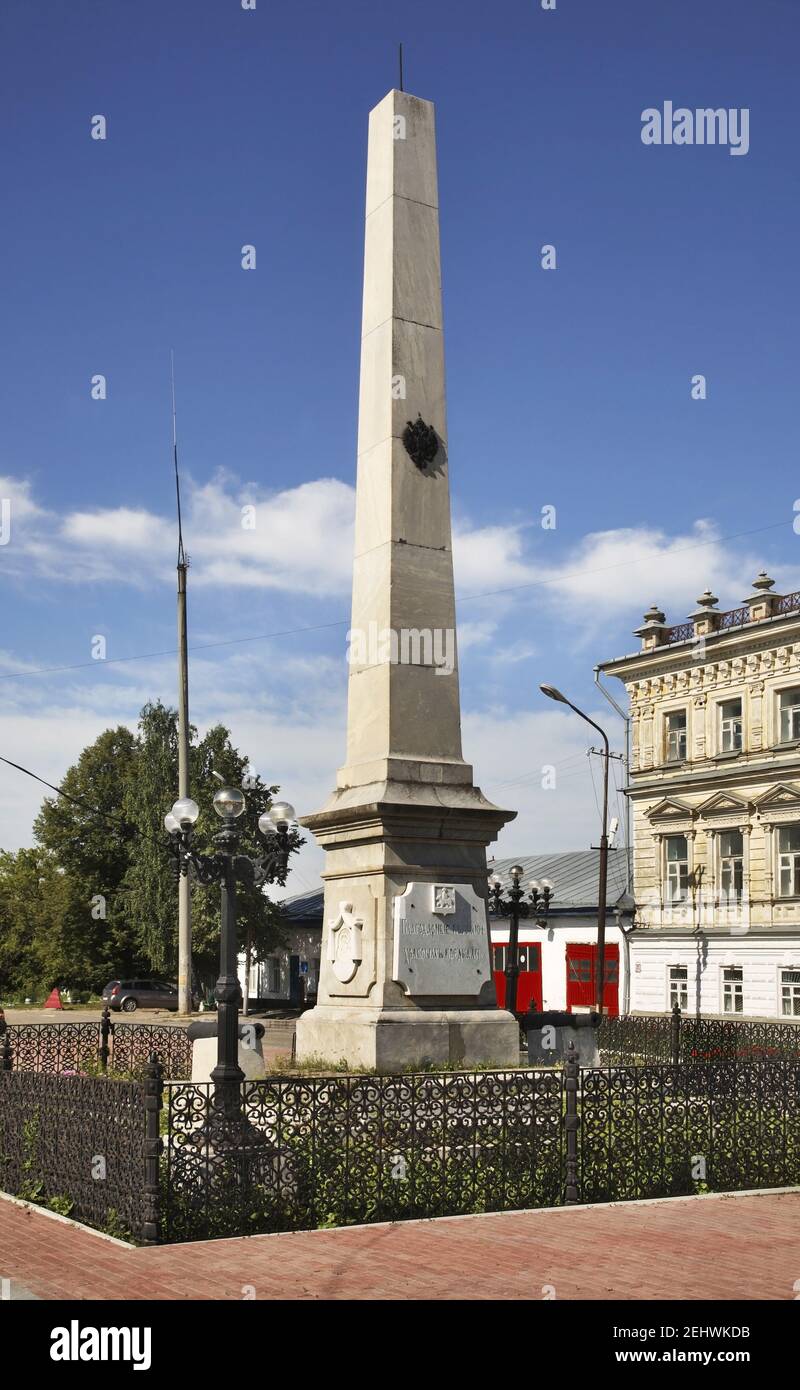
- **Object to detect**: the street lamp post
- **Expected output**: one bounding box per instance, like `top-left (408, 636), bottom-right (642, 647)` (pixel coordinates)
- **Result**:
top-left (165, 786), bottom-right (299, 1146)
top-left (540, 683), bottom-right (610, 1015)
top-left (488, 867), bottom-right (554, 1015)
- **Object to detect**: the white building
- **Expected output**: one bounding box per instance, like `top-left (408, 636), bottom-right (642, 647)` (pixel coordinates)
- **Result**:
top-left (600, 573), bottom-right (800, 1021)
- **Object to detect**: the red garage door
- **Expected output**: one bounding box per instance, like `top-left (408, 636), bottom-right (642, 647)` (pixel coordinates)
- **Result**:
top-left (492, 942), bottom-right (542, 1012)
top-left (565, 943), bottom-right (619, 1016)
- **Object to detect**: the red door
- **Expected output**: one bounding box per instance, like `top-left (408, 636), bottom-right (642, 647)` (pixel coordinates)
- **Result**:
top-left (492, 942), bottom-right (542, 1011)
top-left (565, 944), bottom-right (619, 1016)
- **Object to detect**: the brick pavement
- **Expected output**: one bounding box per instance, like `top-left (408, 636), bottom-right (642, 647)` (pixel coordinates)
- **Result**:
top-left (1, 1188), bottom-right (797, 1300)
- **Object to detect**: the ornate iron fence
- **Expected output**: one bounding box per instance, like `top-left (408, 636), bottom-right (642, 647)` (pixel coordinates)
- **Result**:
top-left (597, 1010), bottom-right (800, 1066)
top-left (1, 1019), bottom-right (192, 1079)
top-left (580, 1061), bottom-right (800, 1203)
top-left (110, 1024), bottom-right (193, 1079)
top-left (162, 1069), bottom-right (565, 1242)
top-left (2, 1051), bottom-right (799, 1245)
top-left (1, 1022), bottom-right (100, 1075)
top-left (0, 1071), bottom-right (148, 1238)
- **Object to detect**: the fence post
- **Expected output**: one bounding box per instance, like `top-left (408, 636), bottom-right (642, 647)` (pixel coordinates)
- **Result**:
top-left (100, 1005), bottom-right (112, 1073)
top-left (142, 1052), bottom-right (163, 1246)
top-left (564, 1041), bottom-right (580, 1205)
top-left (671, 1001), bottom-right (681, 1067)
top-left (1, 1033), bottom-right (12, 1073)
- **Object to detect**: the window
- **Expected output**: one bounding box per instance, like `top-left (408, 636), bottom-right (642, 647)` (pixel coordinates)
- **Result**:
top-left (778, 824), bottom-right (800, 896)
top-left (669, 965), bottom-right (688, 1010)
top-left (719, 698), bottom-right (743, 752)
top-left (722, 966), bottom-right (743, 1014)
top-left (719, 829), bottom-right (744, 904)
top-left (493, 944), bottom-right (540, 972)
top-left (567, 956), bottom-right (592, 983)
top-left (780, 968), bottom-right (800, 1018)
top-left (666, 710), bottom-right (687, 762)
top-left (665, 835), bottom-right (690, 904)
top-left (779, 688), bottom-right (800, 743)
top-left (264, 957), bottom-right (281, 993)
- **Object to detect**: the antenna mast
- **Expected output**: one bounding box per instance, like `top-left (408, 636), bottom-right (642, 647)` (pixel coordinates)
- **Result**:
top-left (172, 352), bottom-right (193, 1016)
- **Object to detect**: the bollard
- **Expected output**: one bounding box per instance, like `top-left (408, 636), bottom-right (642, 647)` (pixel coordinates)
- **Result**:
top-left (564, 1041), bottom-right (580, 1205)
top-left (142, 1052), bottom-right (164, 1245)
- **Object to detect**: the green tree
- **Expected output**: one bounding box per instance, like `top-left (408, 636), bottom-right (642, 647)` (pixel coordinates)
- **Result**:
top-left (119, 701), bottom-right (180, 973)
top-left (3, 706), bottom-right (299, 997)
top-left (32, 726), bottom-right (141, 988)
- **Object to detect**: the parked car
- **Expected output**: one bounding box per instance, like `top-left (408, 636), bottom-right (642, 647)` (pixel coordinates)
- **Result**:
top-left (102, 979), bottom-right (187, 1013)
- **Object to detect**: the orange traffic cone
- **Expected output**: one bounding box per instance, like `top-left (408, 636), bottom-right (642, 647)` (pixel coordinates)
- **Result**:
top-left (44, 987), bottom-right (63, 1010)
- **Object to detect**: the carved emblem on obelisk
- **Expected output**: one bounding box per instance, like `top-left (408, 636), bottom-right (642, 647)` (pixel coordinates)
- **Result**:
top-left (402, 414), bottom-right (439, 470)
top-left (328, 902), bottom-right (364, 983)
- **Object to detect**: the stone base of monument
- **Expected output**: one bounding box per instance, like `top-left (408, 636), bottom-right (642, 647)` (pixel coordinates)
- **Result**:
top-left (186, 1020), bottom-right (268, 1084)
top-left (523, 1010), bottom-right (601, 1068)
top-left (295, 1005), bottom-right (520, 1072)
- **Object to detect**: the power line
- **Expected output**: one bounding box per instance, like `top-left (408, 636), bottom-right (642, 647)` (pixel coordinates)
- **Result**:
top-left (0, 516), bottom-right (790, 684)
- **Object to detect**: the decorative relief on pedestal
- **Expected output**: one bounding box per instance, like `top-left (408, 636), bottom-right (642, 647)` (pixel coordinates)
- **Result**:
top-left (392, 883), bottom-right (492, 998)
top-left (328, 902), bottom-right (364, 983)
top-left (432, 884), bottom-right (456, 914)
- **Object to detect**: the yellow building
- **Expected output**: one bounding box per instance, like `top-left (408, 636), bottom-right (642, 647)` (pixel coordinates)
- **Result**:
top-left (600, 572), bottom-right (800, 1020)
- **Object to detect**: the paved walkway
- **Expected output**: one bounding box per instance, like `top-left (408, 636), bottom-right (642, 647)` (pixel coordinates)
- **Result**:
top-left (1, 1189), bottom-right (797, 1300)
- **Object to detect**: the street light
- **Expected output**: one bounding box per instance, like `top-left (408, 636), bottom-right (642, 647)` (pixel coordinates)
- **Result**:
top-left (165, 784), bottom-right (299, 1149)
top-left (488, 866), bottom-right (555, 1015)
top-left (540, 682), bottom-right (610, 1015)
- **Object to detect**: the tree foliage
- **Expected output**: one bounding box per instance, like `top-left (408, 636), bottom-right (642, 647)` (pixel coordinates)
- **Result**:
top-left (0, 704), bottom-right (296, 998)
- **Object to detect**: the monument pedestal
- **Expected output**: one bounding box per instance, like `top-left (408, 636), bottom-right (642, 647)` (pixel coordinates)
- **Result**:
top-left (295, 780), bottom-right (520, 1072)
top-left (296, 1005), bottom-right (519, 1072)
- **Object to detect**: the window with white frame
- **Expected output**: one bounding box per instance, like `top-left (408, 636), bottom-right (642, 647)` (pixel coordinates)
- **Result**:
top-left (779, 687), bottom-right (800, 743)
top-left (665, 834), bottom-right (690, 904)
top-left (719, 829), bottom-right (744, 904)
top-left (719, 698), bottom-right (743, 752)
top-left (264, 957), bottom-right (281, 993)
top-left (669, 965), bottom-right (688, 1010)
top-left (665, 709), bottom-right (687, 762)
top-left (778, 824), bottom-right (800, 896)
top-left (780, 968), bottom-right (800, 1018)
top-left (722, 966), bottom-right (743, 1014)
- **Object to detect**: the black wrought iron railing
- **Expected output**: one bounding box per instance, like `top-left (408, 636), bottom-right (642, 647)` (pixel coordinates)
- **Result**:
top-left (0, 1019), bottom-right (193, 1079)
top-left (2, 1044), bottom-right (799, 1244)
top-left (163, 1069), bottom-right (565, 1241)
top-left (597, 1010), bottom-right (800, 1065)
top-left (579, 1060), bottom-right (800, 1203)
top-left (0, 1071), bottom-right (148, 1238)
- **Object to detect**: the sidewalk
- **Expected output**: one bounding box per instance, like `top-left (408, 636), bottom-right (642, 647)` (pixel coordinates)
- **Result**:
top-left (1, 1189), bottom-right (797, 1301)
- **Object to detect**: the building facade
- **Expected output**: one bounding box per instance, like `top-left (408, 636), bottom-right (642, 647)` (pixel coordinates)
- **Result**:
top-left (238, 890), bottom-right (322, 1010)
top-left (601, 572), bottom-right (800, 1020)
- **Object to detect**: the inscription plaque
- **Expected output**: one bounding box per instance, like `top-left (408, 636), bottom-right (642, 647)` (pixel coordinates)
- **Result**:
top-left (392, 883), bottom-right (492, 997)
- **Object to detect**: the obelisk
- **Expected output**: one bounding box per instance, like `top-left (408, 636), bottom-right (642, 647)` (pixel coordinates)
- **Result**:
top-left (295, 89), bottom-right (519, 1070)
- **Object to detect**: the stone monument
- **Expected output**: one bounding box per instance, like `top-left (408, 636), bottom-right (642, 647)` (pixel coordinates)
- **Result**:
top-left (295, 88), bottom-right (519, 1070)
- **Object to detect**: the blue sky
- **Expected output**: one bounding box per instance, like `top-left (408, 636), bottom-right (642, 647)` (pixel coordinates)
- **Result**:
top-left (1, 0), bottom-right (798, 890)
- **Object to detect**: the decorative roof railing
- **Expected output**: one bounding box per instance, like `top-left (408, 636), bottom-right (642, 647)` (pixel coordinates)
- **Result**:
top-left (776, 590), bottom-right (800, 615)
top-left (719, 605), bottom-right (749, 630)
top-left (659, 592), bottom-right (800, 647)
top-left (662, 621), bottom-right (694, 644)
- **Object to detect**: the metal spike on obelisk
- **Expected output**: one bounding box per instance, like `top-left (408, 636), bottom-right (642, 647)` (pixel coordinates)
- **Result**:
top-left (295, 88), bottom-right (519, 1071)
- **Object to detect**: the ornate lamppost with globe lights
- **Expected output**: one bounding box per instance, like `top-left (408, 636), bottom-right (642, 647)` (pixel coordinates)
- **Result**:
top-left (164, 784), bottom-right (300, 1145)
top-left (488, 867), bottom-right (555, 1016)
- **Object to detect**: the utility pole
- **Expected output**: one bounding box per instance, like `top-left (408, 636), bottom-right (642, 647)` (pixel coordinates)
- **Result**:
top-left (172, 353), bottom-right (193, 1016)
